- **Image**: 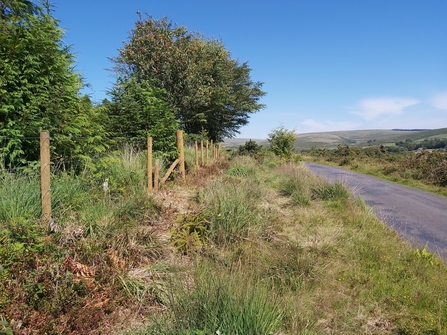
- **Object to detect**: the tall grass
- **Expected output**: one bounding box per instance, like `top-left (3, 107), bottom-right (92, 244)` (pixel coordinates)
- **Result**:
top-left (0, 173), bottom-right (41, 222)
top-left (145, 261), bottom-right (283, 335)
top-left (198, 177), bottom-right (264, 246)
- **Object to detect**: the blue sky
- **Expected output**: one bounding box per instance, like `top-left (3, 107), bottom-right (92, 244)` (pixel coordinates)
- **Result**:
top-left (53, 0), bottom-right (447, 139)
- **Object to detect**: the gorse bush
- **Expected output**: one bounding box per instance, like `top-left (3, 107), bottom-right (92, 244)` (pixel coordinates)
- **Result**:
top-left (400, 151), bottom-right (447, 186)
top-left (305, 145), bottom-right (447, 190)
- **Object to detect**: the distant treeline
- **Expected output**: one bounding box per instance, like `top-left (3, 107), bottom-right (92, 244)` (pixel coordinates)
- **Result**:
top-left (392, 129), bottom-right (430, 132)
top-left (395, 138), bottom-right (447, 150)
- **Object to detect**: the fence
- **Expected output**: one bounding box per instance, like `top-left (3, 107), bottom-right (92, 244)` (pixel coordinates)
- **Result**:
top-left (35, 130), bottom-right (221, 223)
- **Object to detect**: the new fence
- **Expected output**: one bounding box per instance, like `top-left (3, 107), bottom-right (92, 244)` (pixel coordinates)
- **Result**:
top-left (5, 130), bottom-right (221, 223)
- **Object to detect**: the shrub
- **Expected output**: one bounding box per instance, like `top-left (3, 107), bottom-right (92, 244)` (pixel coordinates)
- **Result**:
top-left (237, 139), bottom-right (263, 156)
top-left (267, 126), bottom-right (296, 160)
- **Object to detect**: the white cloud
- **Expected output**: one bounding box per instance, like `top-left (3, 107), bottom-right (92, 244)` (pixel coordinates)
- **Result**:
top-left (301, 119), bottom-right (362, 132)
top-left (352, 97), bottom-right (419, 121)
top-left (431, 93), bottom-right (447, 110)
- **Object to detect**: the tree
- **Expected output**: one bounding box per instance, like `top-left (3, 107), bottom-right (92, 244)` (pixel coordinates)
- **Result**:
top-left (113, 15), bottom-right (266, 142)
top-left (1, 0), bottom-right (40, 26)
top-left (238, 139), bottom-right (263, 156)
top-left (0, 0), bottom-right (105, 167)
top-left (268, 126), bottom-right (296, 160)
top-left (105, 77), bottom-right (178, 158)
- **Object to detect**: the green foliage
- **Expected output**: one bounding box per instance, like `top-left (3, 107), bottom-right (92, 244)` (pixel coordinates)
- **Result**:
top-left (113, 15), bottom-right (266, 141)
top-left (0, 1), bottom-right (106, 167)
top-left (276, 164), bottom-right (348, 205)
top-left (396, 137), bottom-right (447, 150)
top-left (183, 130), bottom-right (209, 147)
top-left (105, 77), bottom-right (178, 159)
top-left (0, 319), bottom-right (13, 335)
top-left (268, 126), bottom-right (296, 160)
top-left (237, 139), bottom-right (263, 156)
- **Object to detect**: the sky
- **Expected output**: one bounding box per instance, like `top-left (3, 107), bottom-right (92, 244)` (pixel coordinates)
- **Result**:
top-left (53, 0), bottom-right (447, 139)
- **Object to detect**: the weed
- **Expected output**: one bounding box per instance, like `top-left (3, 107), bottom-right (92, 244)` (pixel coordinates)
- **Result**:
top-left (170, 213), bottom-right (209, 254)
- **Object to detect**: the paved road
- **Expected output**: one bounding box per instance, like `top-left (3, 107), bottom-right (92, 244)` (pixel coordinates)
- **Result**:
top-left (304, 162), bottom-right (447, 261)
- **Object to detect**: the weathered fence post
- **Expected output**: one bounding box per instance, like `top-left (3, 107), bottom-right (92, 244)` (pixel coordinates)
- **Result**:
top-left (176, 130), bottom-right (186, 180)
top-left (210, 140), bottom-right (214, 161)
top-left (40, 131), bottom-right (51, 222)
top-left (147, 136), bottom-right (153, 194)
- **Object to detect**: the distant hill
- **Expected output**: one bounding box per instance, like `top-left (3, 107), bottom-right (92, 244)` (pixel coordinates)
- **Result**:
top-left (222, 128), bottom-right (447, 151)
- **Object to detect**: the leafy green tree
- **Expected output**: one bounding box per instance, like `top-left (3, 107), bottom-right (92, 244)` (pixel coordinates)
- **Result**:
top-left (185, 39), bottom-right (266, 140)
top-left (0, 0), bottom-right (105, 167)
top-left (268, 126), bottom-right (296, 160)
top-left (113, 15), bottom-right (266, 141)
top-left (105, 77), bottom-right (178, 158)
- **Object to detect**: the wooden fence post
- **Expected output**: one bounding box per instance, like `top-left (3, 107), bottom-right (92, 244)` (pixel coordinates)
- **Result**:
top-left (195, 141), bottom-right (199, 169)
top-left (147, 137), bottom-right (153, 194)
top-left (210, 140), bottom-right (214, 161)
top-left (206, 140), bottom-right (209, 161)
top-left (176, 130), bottom-right (186, 180)
top-left (201, 140), bottom-right (204, 166)
top-left (40, 131), bottom-right (51, 222)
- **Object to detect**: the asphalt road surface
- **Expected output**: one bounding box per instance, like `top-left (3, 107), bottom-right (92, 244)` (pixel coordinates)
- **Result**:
top-left (304, 162), bottom-right (447, 262)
